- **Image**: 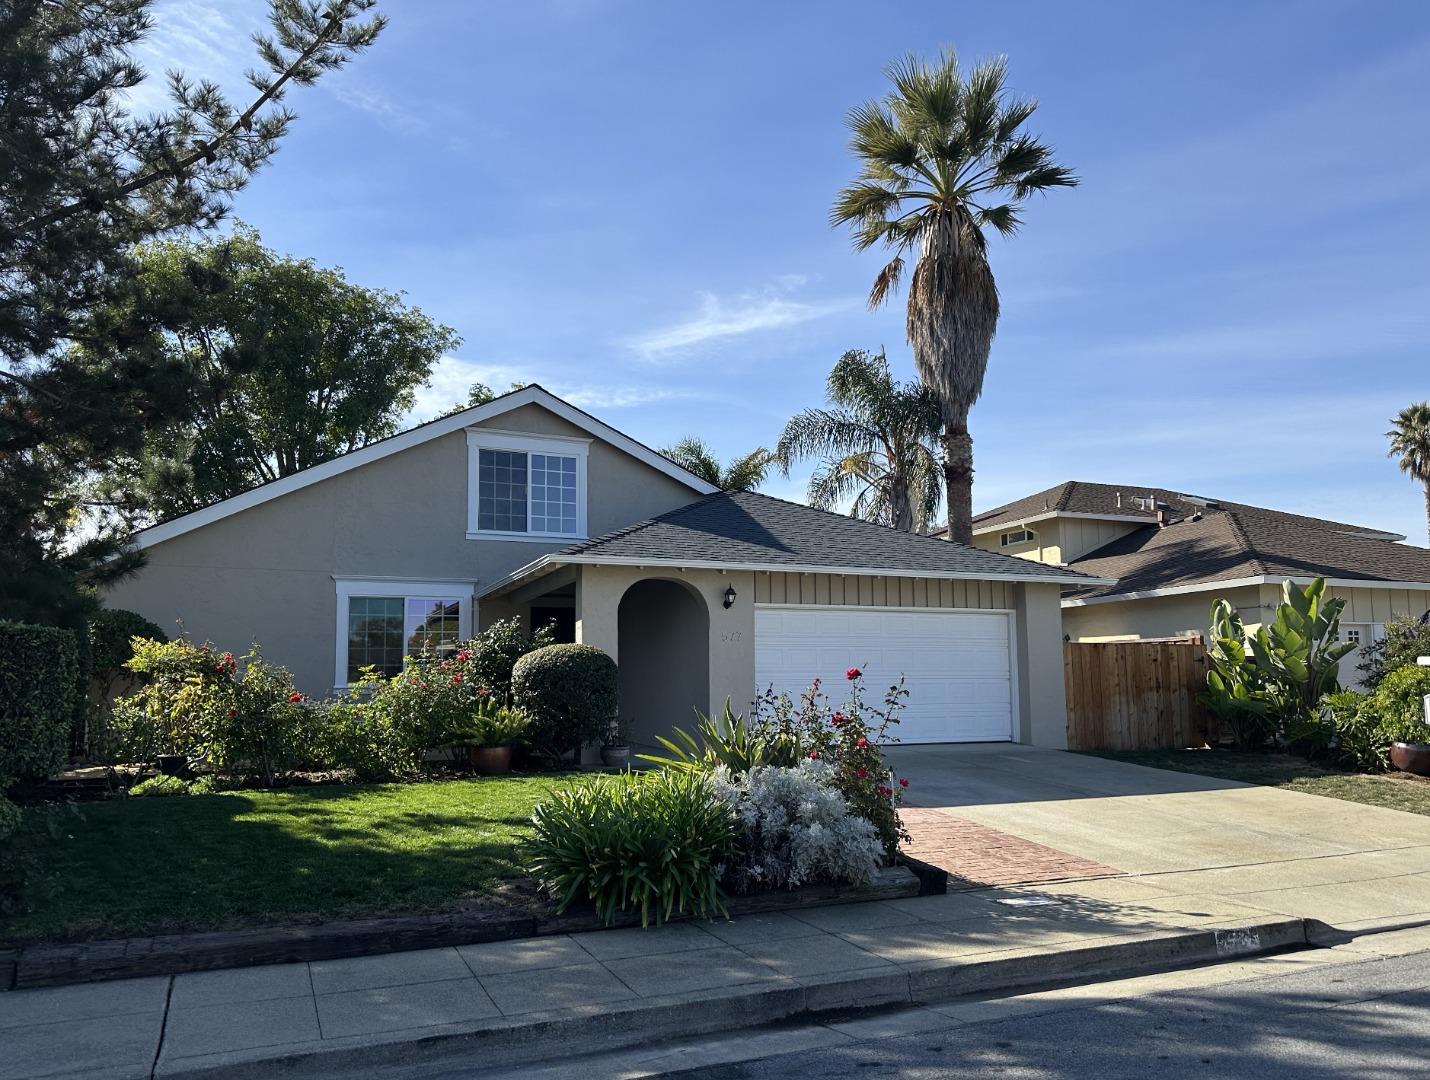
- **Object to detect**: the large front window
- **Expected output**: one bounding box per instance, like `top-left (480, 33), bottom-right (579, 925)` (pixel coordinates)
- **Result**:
top-left (335, 581), bottom-right (473, 687)
top-left (468, 432), bottom-right (588, 539)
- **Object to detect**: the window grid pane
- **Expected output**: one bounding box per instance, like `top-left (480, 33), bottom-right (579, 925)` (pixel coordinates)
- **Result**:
top-left (530, 453), bottom-right (578, 535)
top-left (478, 448), bottom-right (528, 532)
top-left (347, 596), bottom-right (404, 681)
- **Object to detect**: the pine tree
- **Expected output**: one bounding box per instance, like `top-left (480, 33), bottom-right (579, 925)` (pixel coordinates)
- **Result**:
top-left (0, 0), bottom-right (384, 625)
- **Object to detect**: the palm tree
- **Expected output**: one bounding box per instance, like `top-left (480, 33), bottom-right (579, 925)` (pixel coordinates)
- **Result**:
top-left (661, 437), bottom-right (774, 491)
top-left (776, 349), bottom-right (943, 532)
top-left (832, 50), bottom-right (1077, 543)
top-left (1388, 402), bottom-right (1430, 544)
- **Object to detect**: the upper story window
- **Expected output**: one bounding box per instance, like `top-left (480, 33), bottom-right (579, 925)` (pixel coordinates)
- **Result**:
top-left (467, 430), bottom-right (589, 540)
top-left (1000, 529), bottom-right (1036, 547)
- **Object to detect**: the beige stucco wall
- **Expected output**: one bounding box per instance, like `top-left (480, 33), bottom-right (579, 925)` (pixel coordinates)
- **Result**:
top-left (972, 517), bottom-right (1140, 566)
top-left (104, 404), bottom-right (703, 695)
top-left (1061, 585), bottom-right (1261, 643)
top-left (571, 566), bottom-right (1068, 749)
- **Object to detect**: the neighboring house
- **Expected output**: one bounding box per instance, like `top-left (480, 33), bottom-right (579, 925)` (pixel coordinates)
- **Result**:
top-left (969, 482), bottom-right (1430, 660)
top-left (106, 387), bottom-right (1105, 750)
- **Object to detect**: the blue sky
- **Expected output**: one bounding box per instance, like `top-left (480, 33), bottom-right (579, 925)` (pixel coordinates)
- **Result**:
top-left (135, 1), bottom-right (1430, 540)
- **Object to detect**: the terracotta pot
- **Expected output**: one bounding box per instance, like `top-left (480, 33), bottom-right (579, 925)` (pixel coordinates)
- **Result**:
top-left (468, 745), bottom-right (512, 775)
top-left (1389, 742), bottom-right (1430, 776)
top-left (600, 745), bottom-right (631, 769)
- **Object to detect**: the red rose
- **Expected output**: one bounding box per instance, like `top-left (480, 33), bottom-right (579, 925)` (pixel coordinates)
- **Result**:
top-left (856, 737), bottom-right (868, 748)
top-left (287, 692), bottom-right (303, 703)
top-left (807, 750), bottom-right (819, 760)
top-left (845, 667), bottom-right (862, 680)
top-left (227, 708), bottom-right (237, 717)
top-left (456, 649), bottom-right (471, 662)
top-left (831, 712), bottom-right (845, 728)
top-left (877, 785), bottom-right (892, 796)
top-left (899, 777), bottom-right (909, 788)
top-left (856, 767), bottom-right (868, 779)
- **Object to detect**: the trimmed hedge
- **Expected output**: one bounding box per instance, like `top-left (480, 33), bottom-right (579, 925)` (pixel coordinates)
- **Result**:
top-left (0, 621), bottom-right (80, 788)
top-left (512, 643), bottom-right (618, 758)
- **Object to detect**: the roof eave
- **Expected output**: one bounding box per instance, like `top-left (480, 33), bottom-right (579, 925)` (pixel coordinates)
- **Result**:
top-left (1063, 574), bottom-right (1430, 608)
top-left (481, 553), bottom-right (1115, 599)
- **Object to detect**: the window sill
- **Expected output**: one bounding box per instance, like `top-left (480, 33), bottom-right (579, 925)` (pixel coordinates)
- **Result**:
top-left (466, 531), bottom-right (586, 544)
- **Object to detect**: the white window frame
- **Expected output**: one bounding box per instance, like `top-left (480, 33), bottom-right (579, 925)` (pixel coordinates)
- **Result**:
top-left (333, 578), bottom-right (476, 689)
top-left (1000, 529), bottom-right (1037, 547)
top-left (466, 429), bottom-right (590, 542)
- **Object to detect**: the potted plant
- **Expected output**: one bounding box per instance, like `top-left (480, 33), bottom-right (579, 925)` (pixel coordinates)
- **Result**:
top-left (452, 698), bottom-right (531, 775)
top-left (601, 715), bottom-right (631, 769)
top-left (1378, 660), bottom-right (1430, 776)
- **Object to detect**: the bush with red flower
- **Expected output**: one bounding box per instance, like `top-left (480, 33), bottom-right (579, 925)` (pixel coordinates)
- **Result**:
top-left (750, 670), bottom-right (910, 858)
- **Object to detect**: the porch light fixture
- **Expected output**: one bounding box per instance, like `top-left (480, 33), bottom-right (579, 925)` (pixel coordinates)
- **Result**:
top-left (722, 585), bottom-right (737, 609)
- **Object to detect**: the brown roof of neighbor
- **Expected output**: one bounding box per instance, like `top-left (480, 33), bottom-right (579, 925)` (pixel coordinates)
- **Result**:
top-left (1036, 484), bottom-right (1430, 601)
top-left (974, 481), bottom-right (1402, 540)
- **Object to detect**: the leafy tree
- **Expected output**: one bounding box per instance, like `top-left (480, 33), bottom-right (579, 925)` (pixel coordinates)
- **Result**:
top-left (1357, 613), bottom-right (1430, 692)
top-left (776, 349), bottom-right (942, 532)
top-left (832, 50), bottom-right (1076, 543)
top-left (661, 437), bottom-right (774, 492)
top-left (0, 0), bottom-right (383, 625)
top-left (1387, 401), bottom-right (1430, 545)
top-left (88, 229), bottom-right (459, 523)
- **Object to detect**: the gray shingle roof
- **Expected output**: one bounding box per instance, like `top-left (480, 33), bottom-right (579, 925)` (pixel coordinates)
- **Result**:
top-left (548, 491), bottom-right (1105, 584)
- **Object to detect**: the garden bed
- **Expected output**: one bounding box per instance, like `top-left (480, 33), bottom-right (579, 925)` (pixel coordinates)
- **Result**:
top-left (1084, 750), bottom-right (1430, 816)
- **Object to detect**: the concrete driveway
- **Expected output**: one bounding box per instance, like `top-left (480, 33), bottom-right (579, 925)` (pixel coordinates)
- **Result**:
top-left (886, 744), bottom-right (1430, 929)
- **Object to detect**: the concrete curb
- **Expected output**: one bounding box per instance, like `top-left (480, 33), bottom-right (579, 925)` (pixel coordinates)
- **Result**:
top-left (154, 917), bottom-right (1311, 1080)
top-left (8, 868), bottom-right (922, 991)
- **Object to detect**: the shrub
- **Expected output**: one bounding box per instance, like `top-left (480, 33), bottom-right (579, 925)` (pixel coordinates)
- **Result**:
top-left (749, 670), bottom-right (910, 859)
top-left (361, 646), bottom-right (487, 757)
top-left (89, 608), bottom-right (168, 688)
top-left (465, 617), bottom-right (557, 700)
top-left (1200, 579), bottom-right (1356, 747)
top-left (1322, 690), bottom-right (1384, 771)
top-left (1358, 615), bottom-right (1430, 692)
top-left (642, 700), bottom-right (802, 774)
top-left (110, 639), bottom-right (319, 785)
top-left (130, 774), bottom-right (190, 797)
top-left (205, 650), bottom-right (316, 786)
top-left (0, 621), bottom-right (80, 789)
top-left (512, 644), bottom-right (618, 758)
top-left (526, 769), bottom-right (736, 926)
top-left (712, 759), bottom-right (884, 893)
top-left (313, 695), bottom-right (414, 780)
top-left (447, 698), bottom-right (531, 747)
top-left (1367, 664), bottom-right (1430, 746)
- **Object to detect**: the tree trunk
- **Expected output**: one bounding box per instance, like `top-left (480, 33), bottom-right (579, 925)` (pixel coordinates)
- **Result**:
top-left (890, 478), bottom-right (914, 533)
top-left (1423, 482), bottom-right (1430, 547)
top-left (942, 421), bottom-right (974, 544)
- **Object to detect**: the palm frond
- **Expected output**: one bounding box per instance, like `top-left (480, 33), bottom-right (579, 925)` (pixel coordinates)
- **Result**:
top-left (868, 256), bottom-right (904, 308)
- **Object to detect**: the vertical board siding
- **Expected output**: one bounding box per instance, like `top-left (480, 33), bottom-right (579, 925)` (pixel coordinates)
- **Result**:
top-left (752, 573), bottom-right (1008, 609)
top-left (1064, 640), bottom-right (1217, 750)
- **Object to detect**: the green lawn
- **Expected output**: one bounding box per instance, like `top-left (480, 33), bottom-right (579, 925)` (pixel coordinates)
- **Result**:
top-left (1086, 750), bottom-right (1430, 817)
top-left (4, 775), bottom-right (569, 946)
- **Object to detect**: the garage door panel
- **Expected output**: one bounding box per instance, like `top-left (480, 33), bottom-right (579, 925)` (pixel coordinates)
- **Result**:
top-left (754, 606), bottom-right (1015, 744)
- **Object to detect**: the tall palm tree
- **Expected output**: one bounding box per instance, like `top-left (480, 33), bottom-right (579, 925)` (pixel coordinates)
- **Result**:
top-left (1388, 402), bottom-right (1430, 544)
top-left (776, 349), bottom-right (943, 532)
top-left (832, 50), bottom-right (1077, 543)
top-left (661, 437), bottom-right (774, 491)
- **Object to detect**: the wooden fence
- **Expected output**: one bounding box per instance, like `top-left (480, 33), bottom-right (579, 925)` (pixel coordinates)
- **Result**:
top-left (1064, 639), bottom-right (1217, 751)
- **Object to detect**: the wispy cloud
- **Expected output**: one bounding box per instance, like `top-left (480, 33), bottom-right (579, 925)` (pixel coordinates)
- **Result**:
top-left (326, 79), bottom-right (430, 136)
top-left (627, 279), bottom-right (850, 360)
top-left (121, 1), bottom-right (254, 114)
top-left (406, 355), bottom-right (702, 423)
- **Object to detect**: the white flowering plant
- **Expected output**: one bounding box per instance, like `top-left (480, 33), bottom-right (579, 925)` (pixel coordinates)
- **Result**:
top-left (711, 759), bottom-right (884, 893)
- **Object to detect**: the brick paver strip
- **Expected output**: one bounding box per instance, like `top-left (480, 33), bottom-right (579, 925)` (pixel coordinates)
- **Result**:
top-left (900, 808), bottom-right (1121, 890)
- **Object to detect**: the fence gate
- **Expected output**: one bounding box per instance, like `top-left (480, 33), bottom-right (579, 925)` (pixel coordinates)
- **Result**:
top-left (1063, 639), bottom-right (1215, 751)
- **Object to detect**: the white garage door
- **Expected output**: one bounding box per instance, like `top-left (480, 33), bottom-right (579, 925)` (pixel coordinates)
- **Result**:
top-left (754, 606), bottom-right (1016, 743)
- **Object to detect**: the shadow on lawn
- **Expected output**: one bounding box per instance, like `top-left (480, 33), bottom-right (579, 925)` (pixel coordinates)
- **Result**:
top-left (6, 781), bottom-right (555, 946)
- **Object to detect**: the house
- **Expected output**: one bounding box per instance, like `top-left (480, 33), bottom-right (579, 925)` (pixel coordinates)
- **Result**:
top-left (105, 387), bottom-right (1106, 750)
top-left (970, 481), bottom-right (1430, 655)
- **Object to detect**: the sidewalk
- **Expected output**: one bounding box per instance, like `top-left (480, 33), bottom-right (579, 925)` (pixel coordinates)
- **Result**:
top-left (2, 881), bottom-right (1314, 1080)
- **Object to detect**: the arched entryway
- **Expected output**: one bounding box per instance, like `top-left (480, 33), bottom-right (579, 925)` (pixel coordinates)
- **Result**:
top-left (616, 578), bottom-right (710, 750)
